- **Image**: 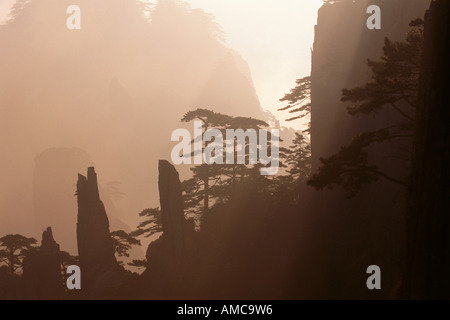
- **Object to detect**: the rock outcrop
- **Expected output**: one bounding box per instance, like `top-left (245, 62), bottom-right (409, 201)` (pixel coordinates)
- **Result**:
top-left (311, 0), bottom-right (430, 167)
top-left (33, 148), bottom-right (133, 256)
top-left (76, 167), bottom-right (118, 294)
top-left (306, 0), bottom-right (430, 298)
top-left (23, 227), bottom-right (62, 299)
top-left (157, 160), bottom-right (186, 260)
top-left (404, 0), bottom-right (450, 299)
top-left (33, 148), bottom-right (93, 254)
top-left (143, 161), bottom-right (194, 296)
top-left (40, 227), bottom-right (60, 253)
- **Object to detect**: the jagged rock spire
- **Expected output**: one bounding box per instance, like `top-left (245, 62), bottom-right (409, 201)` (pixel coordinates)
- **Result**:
top-left (76, 167), bottom-right (117, 293)
top-left (41, 227), bottom-right (60, 253)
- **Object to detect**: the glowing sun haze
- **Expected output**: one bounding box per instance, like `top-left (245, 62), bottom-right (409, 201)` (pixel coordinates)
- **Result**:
top-left (0, 0), bottom-right (322, 127)
top-left (0, 0), bottom-right (15, 22)
top-left (185, 0), bottom-right (322, 125)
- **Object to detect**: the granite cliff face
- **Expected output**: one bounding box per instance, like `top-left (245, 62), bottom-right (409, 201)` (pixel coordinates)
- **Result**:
top-left (311, 0), bottom-right (430, 166)
top-left (158, 160), bottom-right (187, 261)
top-left (76, 167), bottom-right (118, 294)
top-left (142, 161), bottom-right (195, 297)
top-left (32, 148), bottom-right (130, 254)
top-left (404, 0), bottom-right (450, 299)
top-left (307, 0), bottom-right (430, 298)
top-left (32, 148), bottom-right (93, 254)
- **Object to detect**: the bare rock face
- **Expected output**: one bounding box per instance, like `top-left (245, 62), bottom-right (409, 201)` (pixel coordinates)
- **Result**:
top-left (23, 227), bottom-right (62, 299)
top-left (33, 148), bottom-right (93, 254)
top-left (306, 0), bottom-right (430, 299)
top-left (404, 0), bottom-right (450, 299)
top-left (32, 147), bottom-right (130, 255)
top-left (41, 227), bottom-right (60, 253)
top-left (76, 167), bottom-right (117, 294)
top-left (143, 161), bottom-right (194, 295)
top-left (311, 0), bottom-right (430, 168)
top-left (158, 160), bottom-right (186, 259)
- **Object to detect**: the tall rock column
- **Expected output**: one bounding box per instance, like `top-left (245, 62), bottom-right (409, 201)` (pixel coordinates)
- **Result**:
top-left (76, 167), bottom-right (117, 293)
top-left (158, 160), bottom-right (186, 260)
top-left (143, 161), bottom-right (192, 296)
top-left (404, 0), bottom-right (450, 299)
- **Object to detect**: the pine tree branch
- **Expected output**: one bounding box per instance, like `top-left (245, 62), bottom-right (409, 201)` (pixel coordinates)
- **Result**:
top-left (390, 102), bottom-right (414, 121)
top-left (356, 166), bottom-right (407, 187)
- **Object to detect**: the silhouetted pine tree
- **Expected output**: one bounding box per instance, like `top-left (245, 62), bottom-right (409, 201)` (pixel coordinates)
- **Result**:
top-left (308, 20), bottom-right (423, 197)
top-left (0, 234), bottom-right (37, 275)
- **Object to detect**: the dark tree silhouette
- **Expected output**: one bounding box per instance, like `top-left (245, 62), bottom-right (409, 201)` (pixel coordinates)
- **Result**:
top-left (131, 208), bottom-right (163, 239)
top-left (308, 20), bottom-right (423, 197)
top-left (278, 76), bottom-right (311, 124)
top-left (277, 76), bottom-right (312, 183)
top-left (126, 208), bottom-right (165, 271)
top-left (110, 230), bottom-right (141, 264)
top-left (285, 132), bottom-right (312, 183)
top-left (181, 108), bottom-right (272, 223)
top-left (182, 109), bottom-right (231, 217)
top-left (342, 20), bottom-right (423, 122)
top-left (0, 234), bottom-right (37, 275)
top-left (60, 251), bottom-right (78, 271)
top-left (128, 259), bottom-right (148, 271)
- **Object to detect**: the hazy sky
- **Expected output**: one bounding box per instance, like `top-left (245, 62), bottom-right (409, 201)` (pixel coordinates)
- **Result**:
top-left (185, 0), bottom-right (322, 125)
top-left (0, 0), bottom-right (322, 127)
top-left (0, 0), bottom-right (15, 22)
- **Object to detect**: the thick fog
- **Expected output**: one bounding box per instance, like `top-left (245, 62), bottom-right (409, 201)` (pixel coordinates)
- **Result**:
top-left (0, 0), bottom-right (264, 253)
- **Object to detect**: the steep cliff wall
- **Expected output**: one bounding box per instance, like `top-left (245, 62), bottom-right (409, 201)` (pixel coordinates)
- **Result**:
top-left (32, 148), bottom-right (130, 254)
top-left (311, 0), bottom-right (430, 166)
top-left (142, 161), bottom-right (195, 298)
top-left (76, 167), bottom-right (119, 294)
top-left (307, 0), bottom-right (431, 298)
top-left (404, 0), bottom-right (450, 299)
